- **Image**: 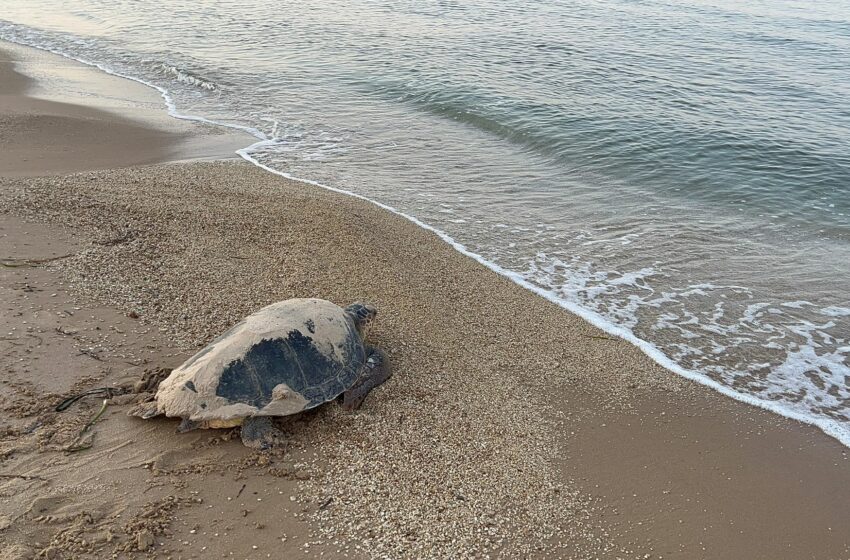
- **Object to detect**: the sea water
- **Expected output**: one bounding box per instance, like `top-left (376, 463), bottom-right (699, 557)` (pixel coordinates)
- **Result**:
top-left (2, 0), bottom-right (848, 444)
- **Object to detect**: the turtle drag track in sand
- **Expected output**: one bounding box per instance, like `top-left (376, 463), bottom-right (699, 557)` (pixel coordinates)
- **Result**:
top-left (0, 216), bottom-right (329, 559)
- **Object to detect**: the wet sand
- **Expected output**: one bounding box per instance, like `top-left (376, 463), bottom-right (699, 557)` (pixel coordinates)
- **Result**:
top-left (0, 43), bottom-right (248, 177)
top-left (1, 42), bottom-right (849, 559)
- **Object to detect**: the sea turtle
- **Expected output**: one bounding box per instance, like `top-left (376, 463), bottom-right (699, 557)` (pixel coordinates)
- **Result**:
top-left (129, 298), bottom-right (390, 449)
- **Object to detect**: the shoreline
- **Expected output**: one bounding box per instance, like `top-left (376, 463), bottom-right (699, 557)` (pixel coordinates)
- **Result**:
top-left (0, 41), bottom-right (252, 177)
top-left (2, 40), bottom-right (850, 560)
top-left (8, 34), bottom-right (845, 448)
top-left (245, 151), bottom-right (850, 449)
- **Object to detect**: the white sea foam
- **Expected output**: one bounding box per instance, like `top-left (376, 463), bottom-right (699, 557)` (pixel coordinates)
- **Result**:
top-left (821, 306), bottom-right (850, 318)
top-left (2, 25), bottom-right (848, 448)
top-left (782, 300), bottom-right (814, 309)
top-left (151, 62), bottom-right (217, 91)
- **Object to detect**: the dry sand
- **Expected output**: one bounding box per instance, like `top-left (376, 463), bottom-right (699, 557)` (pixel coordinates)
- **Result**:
top-left (1, 41), bottom-right (849, 560)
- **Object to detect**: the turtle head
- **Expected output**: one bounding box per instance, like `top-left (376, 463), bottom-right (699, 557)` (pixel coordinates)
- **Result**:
top-left (345, 302), bottom-right (377, 335)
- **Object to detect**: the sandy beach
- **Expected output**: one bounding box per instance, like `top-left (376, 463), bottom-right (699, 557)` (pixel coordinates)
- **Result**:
top-left (1, 42), bottom-right (849, 560)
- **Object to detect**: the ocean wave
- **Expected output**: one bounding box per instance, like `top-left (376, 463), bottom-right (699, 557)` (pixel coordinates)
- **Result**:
top-left (149, 61), bottom-right (217, 91)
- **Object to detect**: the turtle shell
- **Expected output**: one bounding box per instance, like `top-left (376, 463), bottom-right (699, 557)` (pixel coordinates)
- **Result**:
top-left (155, 298), bottom-right (366, 422)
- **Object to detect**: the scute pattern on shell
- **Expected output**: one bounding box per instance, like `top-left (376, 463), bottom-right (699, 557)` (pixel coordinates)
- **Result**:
top-left (154, 298), bottom-right (366, 422)
top-left (215, 330), bottom-right (361, 408)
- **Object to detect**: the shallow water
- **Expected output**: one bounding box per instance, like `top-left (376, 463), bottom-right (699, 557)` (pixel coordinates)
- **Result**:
top-left (2, 0), bottom-right (849, 443)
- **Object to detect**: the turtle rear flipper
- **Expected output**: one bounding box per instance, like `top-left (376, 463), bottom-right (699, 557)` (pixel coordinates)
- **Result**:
top-left (240, 416), bottom-right (285, 450)
top-left (132, 367), bottom-right (172, 394)
top-left (127, 397), bottom-right (161, 419)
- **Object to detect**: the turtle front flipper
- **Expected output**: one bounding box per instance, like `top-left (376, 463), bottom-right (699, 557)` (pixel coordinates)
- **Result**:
top-left (240, 416), bottom-right (285, 450)
top-left (342, 347), bottom-right (392, 411)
